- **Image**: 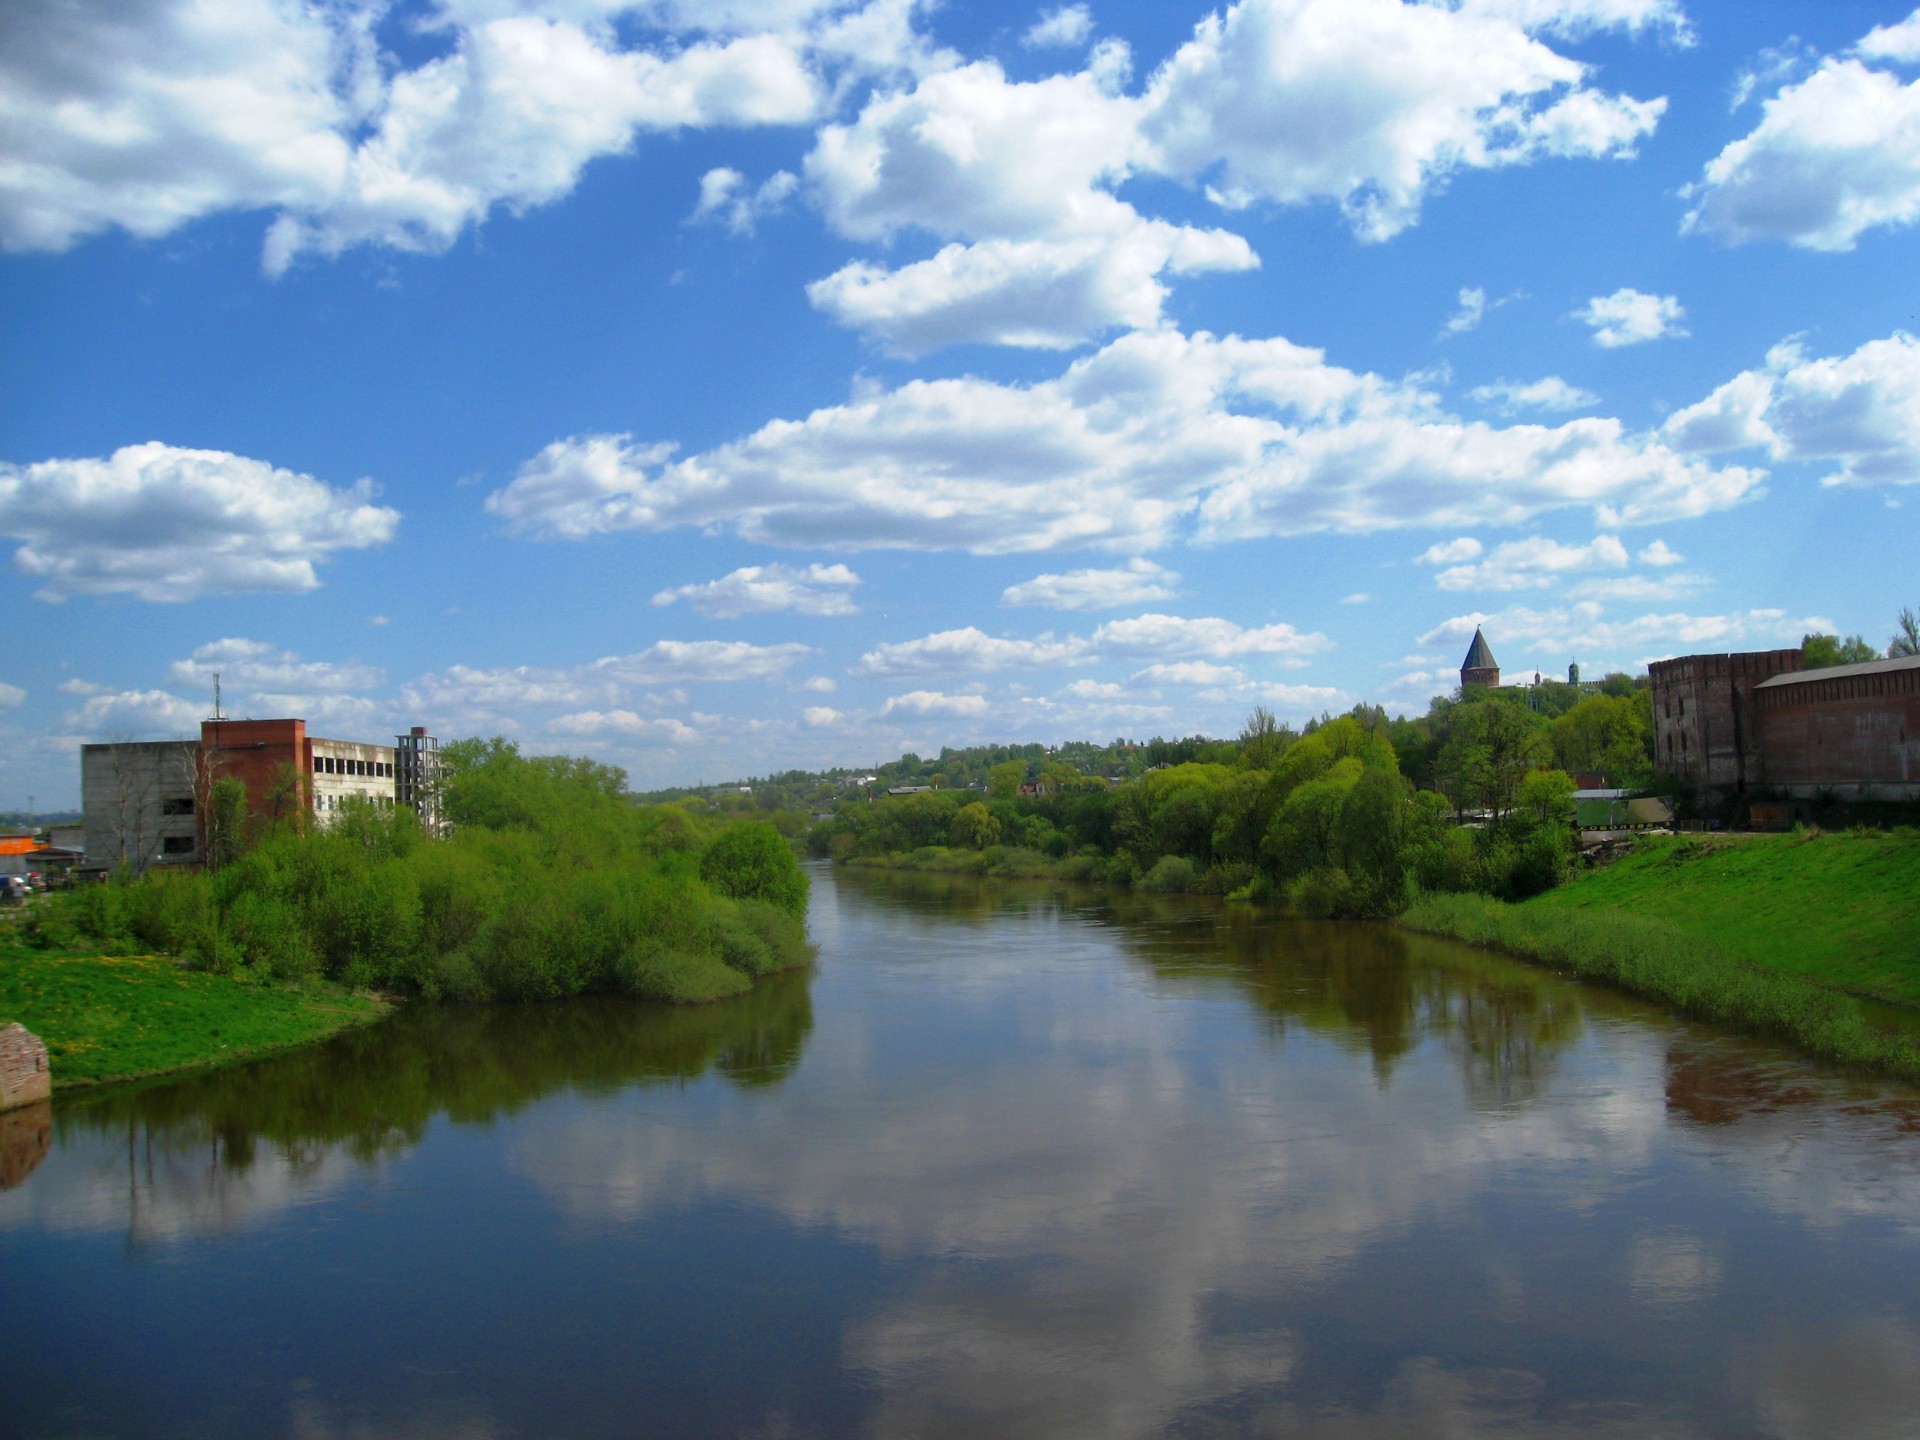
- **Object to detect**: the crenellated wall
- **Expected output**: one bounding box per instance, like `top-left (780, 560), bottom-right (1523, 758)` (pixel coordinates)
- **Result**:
top-left (1648, 649), bottom-right (1803, 793)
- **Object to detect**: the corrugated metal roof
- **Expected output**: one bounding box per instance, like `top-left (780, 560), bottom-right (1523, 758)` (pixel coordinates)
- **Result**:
top-left (1756, 653), bottom-right (1920, 688)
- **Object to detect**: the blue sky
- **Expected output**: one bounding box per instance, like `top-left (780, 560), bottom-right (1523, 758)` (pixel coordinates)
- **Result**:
top-left (4, 0), bottom-right (1919, 806)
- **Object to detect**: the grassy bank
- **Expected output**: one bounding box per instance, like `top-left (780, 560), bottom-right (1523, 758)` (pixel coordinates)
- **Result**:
top-left (1401, 882), bottom-right (1920, 1080)
top-left (0, 943), bottom-right (392, 1087)
top-left (1527, 830), bottom-right (1920, 1007)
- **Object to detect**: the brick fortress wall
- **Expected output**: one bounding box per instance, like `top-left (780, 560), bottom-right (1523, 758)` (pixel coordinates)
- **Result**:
top-left (1648, 649), bottom-right (1803, 793)
top-left (1755, 664), bottom-right (1920, 794)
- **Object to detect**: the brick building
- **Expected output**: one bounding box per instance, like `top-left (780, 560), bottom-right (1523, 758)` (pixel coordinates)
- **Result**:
top-left (80, 717), bottom-right (444, 873)
top-left (1649, 649), bottom-right (1920, 801)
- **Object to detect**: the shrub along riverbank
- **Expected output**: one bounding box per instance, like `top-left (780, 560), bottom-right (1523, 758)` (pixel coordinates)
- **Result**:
top-left (1401, 832), bottom-right (1920, 1078)
top-left (7, 739), bottom-right (814, 1086)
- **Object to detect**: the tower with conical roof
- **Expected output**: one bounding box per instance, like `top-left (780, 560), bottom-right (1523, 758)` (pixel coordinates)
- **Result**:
top-left (1460, 627), bottom-right (1499, 689)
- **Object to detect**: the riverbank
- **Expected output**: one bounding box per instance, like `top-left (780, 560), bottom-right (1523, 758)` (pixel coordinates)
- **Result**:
top-left (1525, 830), bottom-right (1920, 1006)
top-left (0, 943), bottom-right (393, 1088)
top-left (1400, 830), bottom-right (1920, 1078)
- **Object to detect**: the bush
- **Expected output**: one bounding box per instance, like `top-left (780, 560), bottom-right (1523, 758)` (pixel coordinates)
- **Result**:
top-left (1139, 855), bottom-right (1199, 893)
top-left (699, 822), bottom-right (809, 917)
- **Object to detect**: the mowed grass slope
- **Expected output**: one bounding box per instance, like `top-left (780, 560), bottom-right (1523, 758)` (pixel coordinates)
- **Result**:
top-left (1526, 831), bottom-right (1920, 1007)
top-left (0, 944), bottom-right (390, 1086)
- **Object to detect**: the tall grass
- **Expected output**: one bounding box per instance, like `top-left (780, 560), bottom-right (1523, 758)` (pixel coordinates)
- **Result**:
top-left (1401, 891), bottom-right (1920, 1080)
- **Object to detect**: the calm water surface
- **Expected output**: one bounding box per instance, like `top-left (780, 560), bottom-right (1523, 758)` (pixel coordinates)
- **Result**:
top-left (5, 864), bottom-right (1920, 1439)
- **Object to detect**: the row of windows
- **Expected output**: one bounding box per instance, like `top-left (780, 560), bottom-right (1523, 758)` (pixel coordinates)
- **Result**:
top-left (316, 793), bottom-right (395, 811)
top-left (315, 755), bottom-right (392, 778)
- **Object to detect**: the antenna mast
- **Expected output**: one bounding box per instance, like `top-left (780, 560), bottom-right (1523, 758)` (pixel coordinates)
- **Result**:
top-left (213, 672), bottom-right (224, 722)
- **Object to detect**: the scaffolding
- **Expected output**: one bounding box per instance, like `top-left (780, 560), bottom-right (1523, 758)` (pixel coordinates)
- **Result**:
top-left (394, 727), bottom-right (448, 838)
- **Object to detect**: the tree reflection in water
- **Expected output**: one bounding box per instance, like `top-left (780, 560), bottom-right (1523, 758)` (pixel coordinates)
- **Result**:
top-left (834, 867), bottom-right (1587, 1107)
top-left (49, 968), bottom-right (815, 1243)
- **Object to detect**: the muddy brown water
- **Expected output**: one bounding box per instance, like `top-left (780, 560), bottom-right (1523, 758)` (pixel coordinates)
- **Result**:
top-left (4, 863), bottom-right (1919, 1439)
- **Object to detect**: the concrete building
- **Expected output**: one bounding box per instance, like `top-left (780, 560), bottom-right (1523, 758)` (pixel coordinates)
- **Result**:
top-left (80, 716), bottom-right (443, 872)
top-left (80, 740), bottom-right (202, 872)
top-left (1649, 649), bottom-right (1920, 801)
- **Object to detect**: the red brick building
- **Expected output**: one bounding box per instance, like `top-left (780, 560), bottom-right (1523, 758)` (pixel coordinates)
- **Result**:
top-left (1650, 650), bottom-right (1920, 801)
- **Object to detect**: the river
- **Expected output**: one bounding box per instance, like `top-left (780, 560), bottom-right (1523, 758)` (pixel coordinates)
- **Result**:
top-left (4, 863), bottom-right (1919, 1438)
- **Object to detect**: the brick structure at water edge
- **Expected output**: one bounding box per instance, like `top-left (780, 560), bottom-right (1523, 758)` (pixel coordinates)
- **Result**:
top-left (1651, 651), bottom-right (1920, 802)
top-left (1, 1024), bottom-right (51, 1112)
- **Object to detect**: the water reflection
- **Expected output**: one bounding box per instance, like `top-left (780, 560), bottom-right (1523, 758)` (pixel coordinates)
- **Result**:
top-left (0, 1100), bottom-right (50, 1190)
top-left (5, 970), bottom-right (812, 1244)
top-left (3, 867), bottom-right (1920, 1440)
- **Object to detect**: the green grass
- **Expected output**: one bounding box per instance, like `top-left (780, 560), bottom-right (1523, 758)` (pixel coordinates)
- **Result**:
top-left (1526, 830), bottom-right (1920, 1007)
top-left (1400, 891), bottom-right (1920, 1080)
top-left (0, 943), bottom-right (392, 1087)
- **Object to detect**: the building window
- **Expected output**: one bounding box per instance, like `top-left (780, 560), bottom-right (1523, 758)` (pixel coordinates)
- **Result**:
top-left (161, 836), bottom-right (195, 855)
top-left (161, 797), bottom-right (195, 816)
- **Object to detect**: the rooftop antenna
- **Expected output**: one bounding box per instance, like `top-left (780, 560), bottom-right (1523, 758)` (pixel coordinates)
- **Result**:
top-left (213, 672), bottom-right (224, 722)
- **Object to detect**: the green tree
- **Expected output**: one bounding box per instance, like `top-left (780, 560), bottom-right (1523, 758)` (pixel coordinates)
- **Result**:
top-left (1891, 607), bottom-right (1920, 659)
top-left (699, 822), bottom-right (809, 917)
top-left (950, 802), bottom-right (1001, 850)
top-left (205, 776), bottom-right (250, 873)
top-left (1237, 705), bottom-right (1289, 770)
top-left (1438, 702), bottom-right (1547, 823)
top-left (1803, 632), bottom-right (1879, 668)
top-left (987, 760), bottom-right (1027, 799)
top-left (1547, 693), bottom-right (1652, 783)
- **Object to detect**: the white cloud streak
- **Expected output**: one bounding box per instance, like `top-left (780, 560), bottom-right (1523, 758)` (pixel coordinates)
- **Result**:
top-left (1000, 558), bottom-right (1179, 611)
top-left (651, 562), bottom-right (861, 617)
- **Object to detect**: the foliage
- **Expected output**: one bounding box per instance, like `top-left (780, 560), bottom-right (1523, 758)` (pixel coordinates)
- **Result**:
top-left (1891, 607), bottom-right (1920, 659)
top-left (1802, 632), bottom-right (1880, 668)
top-left (26, 739), bottom-right (814, 1007)
top-left (699, 821), bottom-right (810, 916)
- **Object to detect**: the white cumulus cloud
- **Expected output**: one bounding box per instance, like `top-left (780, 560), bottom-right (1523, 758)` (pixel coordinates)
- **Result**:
top-left (0, 0), bottom-right (887, 271)
top-left (491, 328), bottom-right (1762, 555)
top-left (168, 638), bottom-right (382, 694)
top-left (0, 442), bottom-right (399, 602)
top-left (1574, 288), bottom-right (1687, 347)
top-left (1686, 45), bottom-right (1920, 251)
top-left (63, 688), bottom-right (204, 738)
top-left (1023, 5), bottom-right (1094, 49)
top-left (1418, 533), bottom-right (1630, 590)
top-left (858, 628), bottom-right (1089, 675)
top-left (651, 562), bottom-right (861, 617)
top-left (1664, 332), bottom-right (1920, 487)
top-left (0, 682), bottom-right (24, 709)
top-left (1000, 558), bottom-right (1179, 610)
top-left (1138, 0), bottom-right (1665, 242)
top-left (804, 59), bottom-right (1256, 352)
top-left (689, 167), bottom-right (800, 235)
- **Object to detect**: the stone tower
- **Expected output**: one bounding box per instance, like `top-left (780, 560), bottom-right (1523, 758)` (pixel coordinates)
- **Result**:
top-left (1460, 628), bottom-right (1500, 689)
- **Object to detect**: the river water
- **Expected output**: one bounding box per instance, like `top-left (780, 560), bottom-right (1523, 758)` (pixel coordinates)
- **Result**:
top-left (5, 864), bottom-right (1920, 1439)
